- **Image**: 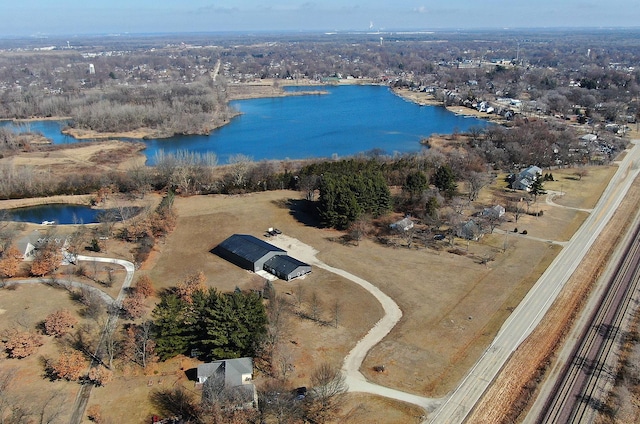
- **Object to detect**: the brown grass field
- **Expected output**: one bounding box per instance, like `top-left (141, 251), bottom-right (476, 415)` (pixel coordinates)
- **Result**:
top-left (0, 284), bottom-right (92, 423)
top-left (0, 138), bottom-right (623, 422)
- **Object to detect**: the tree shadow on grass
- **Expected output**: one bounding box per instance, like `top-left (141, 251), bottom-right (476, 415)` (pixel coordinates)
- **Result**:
top-left (149, 386), bottom-right (201, 423)
top-left (272, 198), bottom-right (321, 228)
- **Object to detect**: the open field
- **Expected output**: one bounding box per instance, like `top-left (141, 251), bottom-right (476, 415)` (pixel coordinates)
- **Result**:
top-left (0, 157), bottom-right (618, 422)
top-left (141, 161), bottom-right (612, 415)
top-left (0, 284), bottom-right (93, 423)
top-left (0, 140), bottom-right (146, 174)
top-left (0, 136), bottom-right (623, 422)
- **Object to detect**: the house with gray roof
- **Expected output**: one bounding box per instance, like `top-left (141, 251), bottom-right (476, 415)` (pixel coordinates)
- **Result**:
top-left (15, 230), bottom-right (69, 261)
top-left (457, 220), bottom-right (483, 241)
top-left (512, 165), bottom-right (542, 192)
top-left (482, 205), bottom-right (505, 219)
top-left (197, 357), bottom-right (257, 409)
top-left (264, 255), bottom-right (312, 281)
top-left (390, 217), bottom-right (414, 232)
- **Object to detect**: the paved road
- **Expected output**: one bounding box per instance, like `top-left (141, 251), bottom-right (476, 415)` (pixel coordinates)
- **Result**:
top-left (75, 255), bottom-right (135, 306)
top-left (428, 141), bottom-right (640, 423)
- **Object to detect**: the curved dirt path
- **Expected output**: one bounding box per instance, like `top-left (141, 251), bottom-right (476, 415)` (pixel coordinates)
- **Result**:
top-left (546, 190), bottom-right (594, 212)
top-left (75, 255), bottom-right (135, 306)
top-left (267, 235), bottom-right (438, 411)
top-left (68, 255), bottom-right (135, 424)
top-left (7, 278), bottom-right (116, 305)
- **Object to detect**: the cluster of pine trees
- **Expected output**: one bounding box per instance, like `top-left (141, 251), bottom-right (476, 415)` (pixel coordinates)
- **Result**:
top-left (152, 287), bottom-right (267, 362)
top-left (311, 160), bottom-right (391, 230)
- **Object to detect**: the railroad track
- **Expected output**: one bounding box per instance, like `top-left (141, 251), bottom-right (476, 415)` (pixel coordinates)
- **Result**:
top-left (537, 221), bottom-right (640, 423)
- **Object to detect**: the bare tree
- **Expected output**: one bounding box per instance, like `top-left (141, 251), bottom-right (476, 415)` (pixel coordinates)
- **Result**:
top-left (402, 225), bottom-right (417, 249)
top-left (99, 320), bottom-right (121, 370)
top-left (295, 283), bottom-right (304, 308)
top-left (259, 379), bottom-right (302, 424)
top-left (275, 346), bottom-right (294, 382)
top-left (574, 167), bottom-right (589, 180)
top-left (466, 171), bottom-right (491, 202)
top-left (306, 363), bottom-right (348, 422)
top-left (509, 197), bottom-right (525, 224)
top-left (309, 291), bottom-right (321, 322)
top-left (480, 212), bottom-right (505, 234)
top-left (226, 153), bottom-right (253, 190)
top-left (123, 321), bottom-right (157, 369)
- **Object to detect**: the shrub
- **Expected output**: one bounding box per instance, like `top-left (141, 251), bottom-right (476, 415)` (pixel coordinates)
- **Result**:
top-left (5, 330), bottom-right (43, 358)
top-left (44, 309), bottom-right (78, 337)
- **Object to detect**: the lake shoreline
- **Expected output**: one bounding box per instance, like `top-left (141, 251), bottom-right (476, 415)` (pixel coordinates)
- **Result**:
top-left (3, 83), bottom-right (492, 165)
top-left (391, 87), bottom-right (507, 124)
top-left (2, 81), bottom-right (501, 143)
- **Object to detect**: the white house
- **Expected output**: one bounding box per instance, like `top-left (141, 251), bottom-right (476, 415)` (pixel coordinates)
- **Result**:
top-left (390, 217), bottom-right (414, 232)
top-left (482, 205), bottom-right (505, 219)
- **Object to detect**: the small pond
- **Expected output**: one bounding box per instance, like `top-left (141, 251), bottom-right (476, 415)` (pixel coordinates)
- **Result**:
top-left (6, 204), bottom-right (143, 225)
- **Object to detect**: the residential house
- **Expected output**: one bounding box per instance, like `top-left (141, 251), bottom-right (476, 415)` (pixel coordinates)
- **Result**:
top-left (580, 133), bottom-right (598, 144)
top-left (482, 205), bottom-right (505, 219)
top-left (512, 165), bottom-right (542, 192)
top-left (390, 217), bottom-right (414, 232)
top-left (15, 230), bottom-right (69, 261)
top-left (457, 220), bottom-right (483, 241)
top-left (197, 357), bottom-right (257, 409)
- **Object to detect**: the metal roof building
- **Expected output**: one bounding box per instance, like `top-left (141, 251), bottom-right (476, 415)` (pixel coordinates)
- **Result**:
top-left (216, 234), bottom-right (286, 272)
top-left (264, 255), bottom-right (312, 281)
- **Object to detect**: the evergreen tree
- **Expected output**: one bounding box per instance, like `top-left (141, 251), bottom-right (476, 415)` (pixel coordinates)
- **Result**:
top-left (425, 196), bottom-right (440, 219)
top-left (317, 168), bottom-right (391, 230)
top-left (152, 287), bottom-right (267, 361)
top-left (432, 164), bottom-right (458, 198)
top-left (403, 171), bottom-right (428, 198)
top-left (152, 294), bottom-right (191, 360)
top-left (530, 173), bottom-right (547, 201)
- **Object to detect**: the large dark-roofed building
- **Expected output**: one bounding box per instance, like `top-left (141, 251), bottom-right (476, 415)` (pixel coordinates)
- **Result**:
top-left (264, 255), bottom-right (312, 281)
top-left (215, 234), bottom-right (311, 280)
top-left (216, 234), bottom-right (286, 272)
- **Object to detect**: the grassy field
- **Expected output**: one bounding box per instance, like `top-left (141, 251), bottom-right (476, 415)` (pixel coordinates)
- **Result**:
top-left (0, 160), bottom-right (620, 423)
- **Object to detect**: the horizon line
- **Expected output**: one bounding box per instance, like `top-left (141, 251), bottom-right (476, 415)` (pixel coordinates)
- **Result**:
top-left (2, 26), bottom-right (640, 40)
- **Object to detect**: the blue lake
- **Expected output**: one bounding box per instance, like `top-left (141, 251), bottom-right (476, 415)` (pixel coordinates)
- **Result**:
top-left (0, 120), bottom-right (75, 144)
top-left (8, 204), bottom-right (102, 224)
top-left (1, 85), bottom-right (490, 164)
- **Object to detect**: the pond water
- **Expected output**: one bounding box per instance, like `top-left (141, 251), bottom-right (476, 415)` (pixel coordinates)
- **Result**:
top-left (0, 85), bottom-right (491, 164)
top-left (6, 204), bottom-right (144, 225)
top-left (7, 204), bottom-right (101, 224)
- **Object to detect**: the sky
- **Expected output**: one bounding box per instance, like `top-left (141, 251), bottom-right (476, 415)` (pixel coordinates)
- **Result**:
top-left (2, 0), bottom-right (639, 37)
